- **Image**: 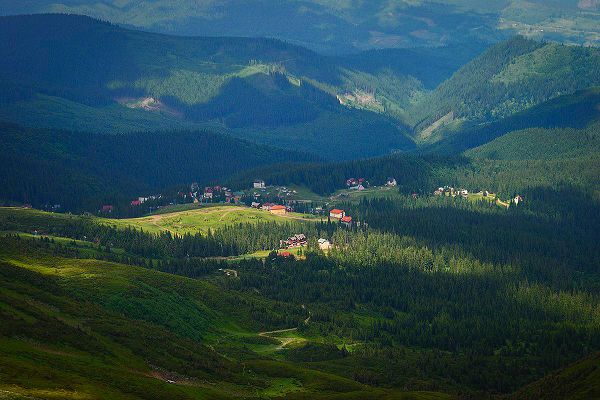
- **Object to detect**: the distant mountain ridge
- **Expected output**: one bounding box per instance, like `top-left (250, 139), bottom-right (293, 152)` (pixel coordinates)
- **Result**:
top-left (2, 0), bottom-right (599, 52)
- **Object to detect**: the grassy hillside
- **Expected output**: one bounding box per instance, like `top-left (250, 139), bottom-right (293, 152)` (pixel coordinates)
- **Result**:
top-left (0, 14), bottom-right (416, 159)
top-left (412, 37), bottom-right (600, 139)
top-left (103, 205), bottom-right (320, 235)
top-left (0, 122), bottom-right (317, 211)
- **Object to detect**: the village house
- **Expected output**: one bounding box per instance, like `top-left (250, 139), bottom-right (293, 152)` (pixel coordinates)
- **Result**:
top-left (251, 201), bottom-right (261, 208)
top-left (341, 216), bottom-right (353, 226)
top-left (101, 205), bottom-right (113, 213)
top-left (329, 209), bottom-right (345, 219)
top-left (281, 234), bottom-right (307, 248)
top-left (269, 205), bottom-right (286, 215)
top-left (318, 238), bottom-right (332, 250)
top-left (261, 202), bottom-right (274, 211)
top-left (131, 199), bottom-right (141, 206)
top-left (253, 180), bottom-right (266, 189)
top-left (386, 177), bottom-right (397, 187)
top-left (513, 195), bottom-right (524, 206)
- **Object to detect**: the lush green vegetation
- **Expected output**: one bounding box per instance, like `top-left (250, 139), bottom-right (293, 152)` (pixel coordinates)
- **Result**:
top-left (1, 7), bottom-right (600, 399)
top-left (1, 169), bottom-right (599, 397)
top-left (2, 15), bottom-right (600, 161)
top-left (0, 14), bottom-right (416, 159)
top-left (412, 38), bottom-right (600, 137)
top-left (466, 122), bottom-right (600, 160)
top-left (0, 121), bottom-right (316, 210)
top-left (425, 88), bottom-right (600, 154)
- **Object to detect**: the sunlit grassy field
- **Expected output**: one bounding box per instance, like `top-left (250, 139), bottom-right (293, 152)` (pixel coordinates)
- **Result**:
top-left (104, 205), bottom-right (320, 235)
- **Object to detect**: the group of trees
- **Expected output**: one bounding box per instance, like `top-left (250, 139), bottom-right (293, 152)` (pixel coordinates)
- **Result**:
top-left (0, 122), bottom-right (315, 211)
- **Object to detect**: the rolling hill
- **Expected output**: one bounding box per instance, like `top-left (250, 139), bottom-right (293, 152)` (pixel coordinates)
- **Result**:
top-left (0, 14), bottom-right (417, 160)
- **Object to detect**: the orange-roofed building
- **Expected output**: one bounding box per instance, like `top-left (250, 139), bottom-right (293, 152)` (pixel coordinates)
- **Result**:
top-left (329, 209), bottom-right (345, 219)
top-left (269, 205), bottom-right (287, 215)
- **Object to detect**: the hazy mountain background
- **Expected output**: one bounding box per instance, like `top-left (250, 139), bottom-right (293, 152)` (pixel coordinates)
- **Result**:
top-left (2, 0), bottom-right (599, 53)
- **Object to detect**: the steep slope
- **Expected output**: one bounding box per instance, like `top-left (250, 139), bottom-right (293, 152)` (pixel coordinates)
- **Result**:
top-left (424, 88), bottom-right (600, 154)
top-left (0, 14), bottom-right (416, 159)
top-left (0, 121), bottom-right (317, 211)
top-left (412, 37), bottom-right (600, 139)
top-left (465, 122), bottom-right (600, 160)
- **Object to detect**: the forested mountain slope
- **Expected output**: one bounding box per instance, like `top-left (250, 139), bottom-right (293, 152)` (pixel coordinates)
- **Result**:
top-left (0, 14), bottom-right (416, 159)
top-left (412, 37), bottom-right (600, 140)
top-left (466, 122), bottom-right (600, 160)
top-left (423, 88), bottom-right (600, 154)
top-left (0, 121), bottom-right (316, 210)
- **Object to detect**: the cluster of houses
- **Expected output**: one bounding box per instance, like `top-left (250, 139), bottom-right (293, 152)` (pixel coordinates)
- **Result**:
top-left (329, 208), bottom-right (353, 226)
top-left (281, 234), bottom-right (307, 248)
top-left (279, 233), bottom-right (332, 252)
top-left (434, 186), bottom-right (469, 198)
top-left (131, 194), bottom-right (161, 207)
top-left (346, 178), bottom-right (367, 191)
top-left (179, 182), bottom-right (245, 204)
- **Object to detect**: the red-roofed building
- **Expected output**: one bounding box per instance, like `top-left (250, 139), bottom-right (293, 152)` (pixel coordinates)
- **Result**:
top-left (101, 205), bottom-right (113, 213)
top-left (279, 251), bottom-right (293, 258)
top-left (341, 216), bottom-right (353, 226)
top-left (131, 200), bottom-right (141, 206)
top-left (329, 209), bottom-right (345, 219)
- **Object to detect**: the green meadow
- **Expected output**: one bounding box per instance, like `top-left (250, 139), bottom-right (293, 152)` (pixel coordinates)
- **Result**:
top-left (105, 205), bottom-right (320, 235)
